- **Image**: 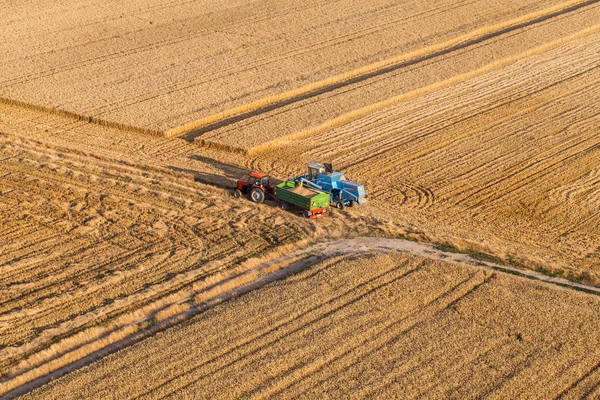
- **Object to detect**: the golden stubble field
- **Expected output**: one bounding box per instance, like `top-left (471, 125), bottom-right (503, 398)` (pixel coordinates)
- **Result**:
top-left (0, 0), bottom-right (589, 132)
top-left (243, 28), bottom-right (600, 282)
top-left (22, 253), bottom-right (600, 399)
top-left (0, 131), bottom-right (330, 395)
top-left (1, 0), bottom-right (600, 396)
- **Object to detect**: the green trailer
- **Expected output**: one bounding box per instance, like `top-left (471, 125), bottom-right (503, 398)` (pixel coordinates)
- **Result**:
top-left (275, 180), bottom-right (330, 218)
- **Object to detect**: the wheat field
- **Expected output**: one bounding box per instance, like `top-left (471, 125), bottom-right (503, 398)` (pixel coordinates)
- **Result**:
top-left (2, 0), bottom-right (600, 396)
top-left (22, 253), bottom-right (600, 399)
top-left (0, 129), bottom-right (337, 396)
top-left (0, 0), bottom-right (579, 132)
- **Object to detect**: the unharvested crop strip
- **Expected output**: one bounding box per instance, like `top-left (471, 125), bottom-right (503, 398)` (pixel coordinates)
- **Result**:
top-left (248, 24), bottom-right (600, 156)
top-left (0, 97), bottom-right (163, 137)
top-left (178, 0), bottom-right (598, 141)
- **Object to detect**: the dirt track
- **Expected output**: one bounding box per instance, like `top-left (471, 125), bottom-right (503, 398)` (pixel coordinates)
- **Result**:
top-left (19, 242), bottom-right (600, 399)
top-left (6, 236), bottom-right (600, 398)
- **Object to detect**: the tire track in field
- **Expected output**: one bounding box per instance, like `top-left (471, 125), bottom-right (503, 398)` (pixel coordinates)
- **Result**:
top-left (0, 132), bottom-right (313, 396)
top-left (245, 271), bottom-right (489, 400)
top-left (461, 126), bottom-right (600, 211)
top-left (558, 362), bottom-right (600, 399)
top-left (5, 236), bottom-right (600, 399)
top-left (299, 318), bottom-right (509, 398)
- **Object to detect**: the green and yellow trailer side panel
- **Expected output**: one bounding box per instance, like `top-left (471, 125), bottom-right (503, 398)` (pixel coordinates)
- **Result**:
top-left (275, 181), bottom-right (330, 211)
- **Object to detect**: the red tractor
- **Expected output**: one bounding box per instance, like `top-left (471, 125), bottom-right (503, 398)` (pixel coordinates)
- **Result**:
top-left (233, 171), bottom-right (275, 204)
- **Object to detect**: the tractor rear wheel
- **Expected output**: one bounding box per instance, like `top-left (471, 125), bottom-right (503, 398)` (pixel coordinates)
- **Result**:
top-left (250, 188), bottom-right (265, 204)
top-left (233, 189), bottom-right (242, 199)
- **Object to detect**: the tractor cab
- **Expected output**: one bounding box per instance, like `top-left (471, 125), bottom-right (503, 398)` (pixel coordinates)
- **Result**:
top-left (233, 171), bottom-right (274, 203)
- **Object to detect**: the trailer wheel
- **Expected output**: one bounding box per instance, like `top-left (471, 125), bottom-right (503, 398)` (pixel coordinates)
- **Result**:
top-left (233, 189), bottom-right (242, 199)
top-left (280, 201), bottom-right (290, 211)
top-left (250, 188), bottom-right (265, 204)
top-left (302, 210), bottom-right (312, 218)
top-left (347, 200), bottom-right (354, 207)
top-left (336, 201), bottom-right (344, 210)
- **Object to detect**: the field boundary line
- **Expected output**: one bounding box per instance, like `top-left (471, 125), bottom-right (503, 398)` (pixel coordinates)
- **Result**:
top-left (4, 237), bottom-right (600, 399)
top-left (175, 0), bottom-right (598, 141)
top-left (0, 97), bottom-right (164, 137)
top-left (247, 23), bottom-right (600, 156)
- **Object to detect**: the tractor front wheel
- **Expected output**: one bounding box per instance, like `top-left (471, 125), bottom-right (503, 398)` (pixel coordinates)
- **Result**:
top-left (233, 189), bottom-right (242, 199)
top-left (250, 188), bottom-right (265, 204)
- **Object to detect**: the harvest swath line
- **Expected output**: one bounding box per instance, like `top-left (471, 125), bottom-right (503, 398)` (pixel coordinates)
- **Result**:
top-left (335, 63), bottom-right (600, 172)
top-left (183, 0), bottom-right (598, 144)
top-left (0, 133), bottom-right (317, 397)
top-left (0, 96), bottom-right (162, 136)
top-left (248, 23), bottom-right (600, 155)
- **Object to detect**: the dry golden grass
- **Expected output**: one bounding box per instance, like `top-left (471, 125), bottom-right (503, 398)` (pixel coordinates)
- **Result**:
top-left (21, 253), bottom-right (600, 399)
top-left (0, 0), bottom-right (572, 132)
top-left (197, 0), bottom-right (600, 152)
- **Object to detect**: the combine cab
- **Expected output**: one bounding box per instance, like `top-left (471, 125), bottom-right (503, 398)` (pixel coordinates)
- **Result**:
top-left (294, 162), bottom-right (367, 209)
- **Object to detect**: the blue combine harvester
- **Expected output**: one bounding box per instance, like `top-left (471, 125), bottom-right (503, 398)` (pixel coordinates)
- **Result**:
top-left (292, 162), bottom-right (368, 210)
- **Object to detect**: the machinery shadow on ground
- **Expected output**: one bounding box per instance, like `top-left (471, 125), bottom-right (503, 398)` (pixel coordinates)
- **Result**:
top-left (167, 165), bottom-right (235, 189)
top-left (167, 155), bottom-right (281, 190)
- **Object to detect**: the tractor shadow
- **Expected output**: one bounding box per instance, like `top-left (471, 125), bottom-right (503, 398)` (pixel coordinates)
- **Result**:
top-left (167, 155), bottom-right (282, 191)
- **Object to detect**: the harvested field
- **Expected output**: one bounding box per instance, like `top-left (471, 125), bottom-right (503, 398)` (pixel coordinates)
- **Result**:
top-left (2, 0), bottom-right (600, 396)
top-left (22, 252), bottom-right (600, 399)
top-left (245, 28), bottom-right (600, 282)
top-left (0, 131), bottom-right (346, 396)
top-left (0, 0), bottom-right (583, 132)
top-left (197, 0), bottom-right (600, 152)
